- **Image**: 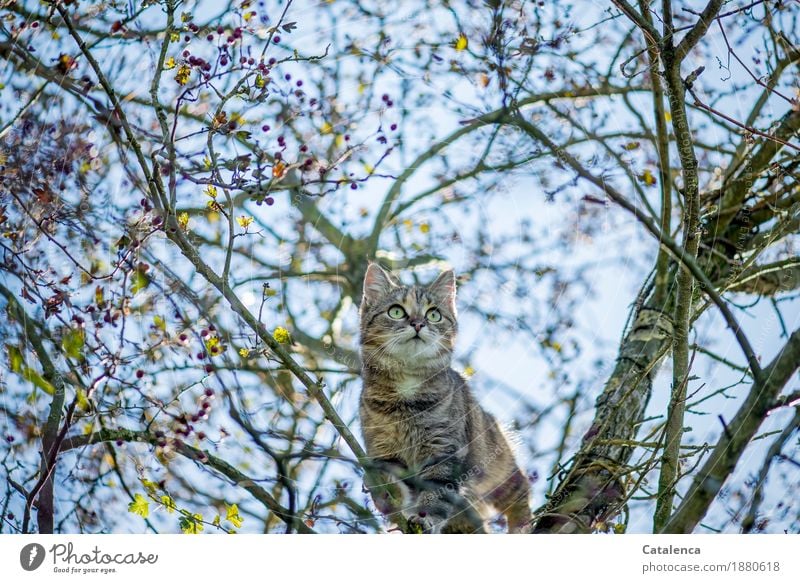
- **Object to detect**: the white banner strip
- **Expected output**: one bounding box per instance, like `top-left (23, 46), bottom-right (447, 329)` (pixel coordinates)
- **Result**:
top-left (2, 534), bottom-right (798, 582)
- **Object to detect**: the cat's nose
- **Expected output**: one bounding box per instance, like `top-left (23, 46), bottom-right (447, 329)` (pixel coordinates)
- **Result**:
top-left (410, 318), bottom-right (426, 333)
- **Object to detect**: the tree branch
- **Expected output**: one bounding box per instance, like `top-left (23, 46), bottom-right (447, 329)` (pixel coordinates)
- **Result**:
top-left (60, 429), bottom-right (316, 533)
top-left (663, 327), bottom-right (800, 533)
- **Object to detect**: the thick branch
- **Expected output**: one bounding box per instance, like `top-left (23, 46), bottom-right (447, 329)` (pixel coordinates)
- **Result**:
top-left (0, 283), bottom-right (66, 534)
top-left (663, 327), bottom-right (800, 533)
top-left (674, 0), bottom-right (726, 62)
top-left (728, 259), bottom-right (800, 295)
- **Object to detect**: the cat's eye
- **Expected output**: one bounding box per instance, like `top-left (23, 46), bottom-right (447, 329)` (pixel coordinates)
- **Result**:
top-left (426, 308), bottom-right (442, 323)
top-left (387, 305), bottom-right (407, 320)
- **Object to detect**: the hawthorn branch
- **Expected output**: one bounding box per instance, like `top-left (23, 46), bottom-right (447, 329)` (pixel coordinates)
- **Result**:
top-left (59, 429), bottom-right (315, 533)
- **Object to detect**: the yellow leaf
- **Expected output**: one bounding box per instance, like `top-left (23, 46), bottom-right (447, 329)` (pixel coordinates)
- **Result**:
top-left (640, 169), bottom-right (656, 186)
top-left (272, 326), bottom-right (291, 344)
top-left (236, 215), bottom-right (254, 229)
top-left (141, 479), bottom-right (159, 495)
top-left (238, 347), bottom-right (250, 358)
top-left (320, 121), bottom-right (333, 135)
top-left (623, 141), bottom-right (640, 151)
top-left (402, 219), bottom-right (413, 231)
top-left (177, 212), bottom-right (190, 230)
top-left (226, 503), bottom-right (244, 528)
top-left (128, 493), bottom-right (150, 518)
top-left (455, 33), bottom-right (468, 52)
top-left (153, 315), bottom-right (166, 331)
top-left (463, 365), bottom-right (475, 378)
top-left (175, 64), bottom-right (191, 85)
top-left (272, 160), bottom-right (287, 178)
top-left (164, 56), bottom-right (176, 70)
top-left (205, 185), bottom-right (218, 198)
top-left (419, 222), bottom-right (430, 234)
top-left (160, 495), bottom-right (176, 514)
top-left (665, 111), bottom-right (672, 123)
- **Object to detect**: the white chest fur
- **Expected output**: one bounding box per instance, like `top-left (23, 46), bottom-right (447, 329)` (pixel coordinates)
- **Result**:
top-left (395, 375), bottom-right (424, 398)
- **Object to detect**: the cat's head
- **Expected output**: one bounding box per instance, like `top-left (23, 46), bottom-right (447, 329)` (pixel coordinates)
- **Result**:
top-left (359, 263), bottom-right (457, 374)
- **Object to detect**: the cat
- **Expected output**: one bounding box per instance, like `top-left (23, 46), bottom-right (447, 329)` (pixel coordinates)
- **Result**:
top-left (358, 262), bottom-right (531, 533)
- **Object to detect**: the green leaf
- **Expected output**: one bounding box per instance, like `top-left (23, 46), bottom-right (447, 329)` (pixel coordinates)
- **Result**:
top-left (22, 368), bottom-right (55, 395)
top-left (62, 328), bottom-right (85, 359)
top-left (76, 389), bottom-right (90, 411)
top-left (128, 493), bottom-right (150, 518)
top-left (180, 513), bottom-right (204, 534)
top-left (131, 270), bottom-right (150, 294)
top-left (153, 315), bottom-right (166, 332)
top-left (225, 503), bottom-right (244, 528)
top-left (7, 345), bottom-right (22, 373)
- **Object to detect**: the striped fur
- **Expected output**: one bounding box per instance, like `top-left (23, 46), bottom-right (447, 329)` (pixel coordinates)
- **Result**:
top-left (359, 263), bottom-right (531, 533)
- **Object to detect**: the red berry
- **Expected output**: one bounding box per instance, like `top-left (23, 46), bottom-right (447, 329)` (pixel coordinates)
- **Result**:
top-left (136, 370), bottom-right (144, 378)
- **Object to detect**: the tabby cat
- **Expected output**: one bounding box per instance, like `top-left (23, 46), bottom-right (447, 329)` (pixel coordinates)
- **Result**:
top-left (358, 262), bottom-right (531, 533)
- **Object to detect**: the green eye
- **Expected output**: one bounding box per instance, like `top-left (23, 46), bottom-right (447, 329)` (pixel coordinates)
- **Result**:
top-left (387, 305), bottom-right (406, 320)
top-left (426, 308), bottom-right (442, 323)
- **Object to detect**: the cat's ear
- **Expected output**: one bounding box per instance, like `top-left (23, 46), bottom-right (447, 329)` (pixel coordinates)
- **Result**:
top-left (363, 262), bottom-right (398, 304)
top-left (429, 270), bottom-right (457, 314)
